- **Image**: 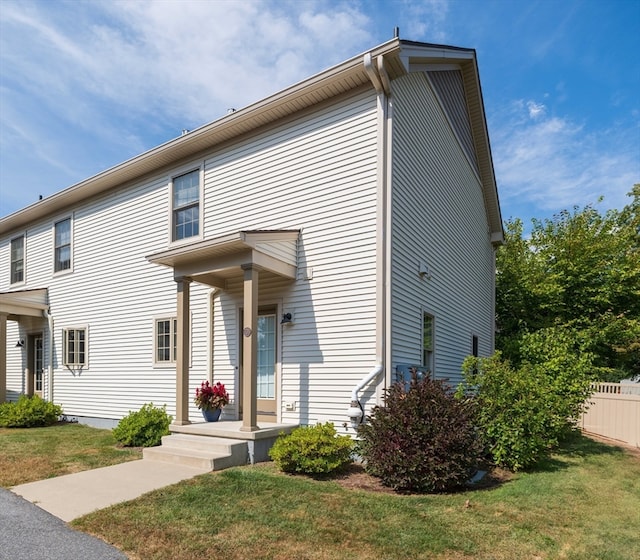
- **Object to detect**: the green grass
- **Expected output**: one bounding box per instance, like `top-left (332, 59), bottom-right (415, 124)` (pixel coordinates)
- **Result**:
top-left (72, 433), bottom-right (640, 560)
top-left (0, 422), bottom-right (142, 487)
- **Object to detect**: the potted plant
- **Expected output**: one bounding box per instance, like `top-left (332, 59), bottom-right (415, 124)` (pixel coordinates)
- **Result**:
top-left (194, 380), bottom-right (229, 422)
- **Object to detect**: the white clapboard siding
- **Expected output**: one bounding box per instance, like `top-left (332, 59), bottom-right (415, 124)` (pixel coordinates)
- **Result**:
top-left (390, 72), bottom-right (495, 385)
top-left (4, 321), bottom-right (25, 399)
top-left (207, 90), bottom-right (379, 425)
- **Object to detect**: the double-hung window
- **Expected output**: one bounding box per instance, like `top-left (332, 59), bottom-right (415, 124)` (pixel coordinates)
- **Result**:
top-left (10, 235), bottom-right (25, 284)
top-left (63, 327), bottom-right (87, 367)
top-left (172, 170), bottom-right (200, 241)
top-left (54, 218), bottom-right (72, 272)
top-left (155, 318), bottom-right (177, 363)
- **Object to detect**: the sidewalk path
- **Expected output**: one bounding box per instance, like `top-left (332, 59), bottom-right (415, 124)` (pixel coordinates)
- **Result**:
top-left (11, 459), bottom-right (209, 522)
top-left (0, 488), bottom-right (126, 560)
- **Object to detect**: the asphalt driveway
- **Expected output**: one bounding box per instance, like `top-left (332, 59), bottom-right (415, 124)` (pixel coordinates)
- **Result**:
top-left (0, 488), bottom-right (127, 560)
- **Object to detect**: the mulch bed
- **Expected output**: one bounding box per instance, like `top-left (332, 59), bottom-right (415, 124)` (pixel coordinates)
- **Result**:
top-left (330, 463), bottom-right (514, 495)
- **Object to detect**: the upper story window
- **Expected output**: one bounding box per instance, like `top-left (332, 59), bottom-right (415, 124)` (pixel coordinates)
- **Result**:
top-left (10, 235), bottom-right (25, 284)
top-left (172, 170), bottom-right (200, 241)
top-left (54, 218), bottom-right (72, 272)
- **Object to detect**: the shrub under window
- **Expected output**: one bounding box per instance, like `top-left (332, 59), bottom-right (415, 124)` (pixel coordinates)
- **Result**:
top-left (113, 403), bottom-right (172, 447)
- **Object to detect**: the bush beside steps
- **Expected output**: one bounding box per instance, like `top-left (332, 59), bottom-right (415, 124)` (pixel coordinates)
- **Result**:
top-left (113, 403), bottom-right (172, 447)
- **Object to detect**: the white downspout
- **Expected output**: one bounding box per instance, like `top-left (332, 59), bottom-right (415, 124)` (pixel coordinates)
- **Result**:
top-left (43, 310), bottom-right (54, 402)
top-left (347, 364), bottom-right (384, 422)
top-left (347, 53), bottom-right (392, 424)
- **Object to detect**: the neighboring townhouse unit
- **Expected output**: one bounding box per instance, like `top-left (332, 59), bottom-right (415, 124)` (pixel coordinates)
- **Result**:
top-left (0, 38), bottom-right (503, 435)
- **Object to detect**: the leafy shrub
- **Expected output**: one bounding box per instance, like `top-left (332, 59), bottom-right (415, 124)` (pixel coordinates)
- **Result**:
top-left (459, 349), bottom-right (593, 471)
top-left (357, 377), bottom-right (482, 493)
top-left (0, 395), bottom-right (62, 428)
top-left (269, 422), bottom-right (353, 475)
top-left (112, 403), bottom-right (172, 447)
top-left (519, 327), bottom-right (595, 428)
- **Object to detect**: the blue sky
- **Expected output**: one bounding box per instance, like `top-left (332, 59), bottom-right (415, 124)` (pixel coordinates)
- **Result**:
top-left (1, 0), bottom-right (638, 226)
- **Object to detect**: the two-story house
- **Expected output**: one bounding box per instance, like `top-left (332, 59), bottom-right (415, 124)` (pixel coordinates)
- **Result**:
top-left (0, 38), bottom-right (503, 440)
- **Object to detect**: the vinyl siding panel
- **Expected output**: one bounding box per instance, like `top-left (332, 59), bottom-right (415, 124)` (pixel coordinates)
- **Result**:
top-left (206, 90), bottom-right (379, 426)
top-left (1, 89), bottom-right (379, 426)
top-left (390, 72), bottom-right (495, 385)
top-left (427, 70), bottom-right (478, 173)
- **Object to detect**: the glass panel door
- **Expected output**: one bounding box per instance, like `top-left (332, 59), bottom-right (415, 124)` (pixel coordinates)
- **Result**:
top-left (257, 314), bottom-right (276, 399)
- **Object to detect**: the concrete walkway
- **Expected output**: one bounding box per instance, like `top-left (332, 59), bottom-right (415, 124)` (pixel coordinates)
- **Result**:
top-left (11, 459), bottom-right (209, 522)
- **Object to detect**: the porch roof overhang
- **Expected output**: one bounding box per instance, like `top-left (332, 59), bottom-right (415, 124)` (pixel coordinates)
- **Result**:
top-left (0, 288), bottom-right (49, 320)
top-left (146, 230), bottom-right (299, 288)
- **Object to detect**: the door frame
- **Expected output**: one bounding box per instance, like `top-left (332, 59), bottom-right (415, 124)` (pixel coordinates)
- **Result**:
top-left (26, 333), bottom-right (44, 397)
top-left (238, 303), bottom-right (281, 423)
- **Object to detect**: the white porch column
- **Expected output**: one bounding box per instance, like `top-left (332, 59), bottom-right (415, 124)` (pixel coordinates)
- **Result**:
top-left (175, 277), bottom-right (191, 425)
top-left (0, 314), bottom-right (6, 403)
top-left (240, 264), bottom-right (259, 432)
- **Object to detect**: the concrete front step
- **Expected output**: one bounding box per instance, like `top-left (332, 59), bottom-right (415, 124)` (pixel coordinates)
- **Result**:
top-left (143, 434), bottom-right (249, 471)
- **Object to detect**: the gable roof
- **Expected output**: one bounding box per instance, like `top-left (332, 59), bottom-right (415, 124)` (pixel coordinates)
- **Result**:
top-left (0, 39), bottom-right (502, 242)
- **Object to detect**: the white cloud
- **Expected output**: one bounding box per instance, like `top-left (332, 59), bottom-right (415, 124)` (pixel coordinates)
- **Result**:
top-left (400, 0), bottom-right (449, 42)
top-left (1, 1), bottom-right (375, 141)
top-left (491, 100), bottom-right (638, 221)
top-left (526, 101), bottom-right (546, 119)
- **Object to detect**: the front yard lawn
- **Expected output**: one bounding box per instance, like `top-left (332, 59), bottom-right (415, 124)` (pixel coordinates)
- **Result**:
top-left (72, 433), bottom-right (640, 560)
top-left (0, 422), bottom-right (142, 487)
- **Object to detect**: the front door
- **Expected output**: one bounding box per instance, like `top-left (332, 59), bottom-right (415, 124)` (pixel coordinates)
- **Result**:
top-left (256, 311), bottom-right (277, 420)
top-left (240, 307), bottom-right (278, 422)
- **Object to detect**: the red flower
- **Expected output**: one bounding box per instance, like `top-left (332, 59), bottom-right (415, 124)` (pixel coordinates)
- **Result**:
top-left (194, 380), bottom-right (229, 411)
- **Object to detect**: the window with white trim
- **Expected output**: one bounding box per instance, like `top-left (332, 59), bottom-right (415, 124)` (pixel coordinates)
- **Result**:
top-left (172, 170), bottom-right (200, 241)
top-left (422, 312), bottom-right (434, 374)
top-left (54, 218), bottom-right (72, 272)
top-left (63, 328), bottom-right (87, 367)
top-left (155, 318), bottom-right (177, 363)
top-left (10, 235), bottom-right (25, 284)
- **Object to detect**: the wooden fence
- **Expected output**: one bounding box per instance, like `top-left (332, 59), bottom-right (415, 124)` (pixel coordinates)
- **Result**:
top-left (580, 382), bottom-right (640, 447)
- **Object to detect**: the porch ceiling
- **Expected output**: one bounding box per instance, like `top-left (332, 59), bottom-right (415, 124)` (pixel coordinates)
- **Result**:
top-left (0, 288), bottom-right (49, 320)
top-left (146, 230), bottom-right (299, 288)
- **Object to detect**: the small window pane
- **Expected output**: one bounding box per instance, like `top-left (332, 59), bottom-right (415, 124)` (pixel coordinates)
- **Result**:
top-left (174, 206), bottom-right (199, 240)
top-left (173, 171), bottom-right (199, 207)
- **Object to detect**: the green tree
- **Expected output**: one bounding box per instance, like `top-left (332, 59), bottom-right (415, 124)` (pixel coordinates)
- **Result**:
top-left (496, 186), bottom-right (640, 380)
